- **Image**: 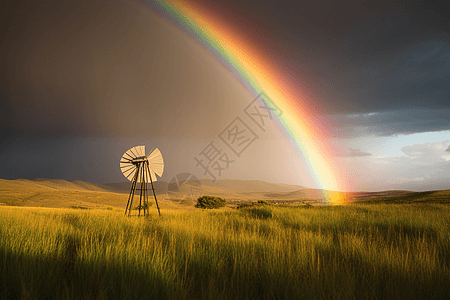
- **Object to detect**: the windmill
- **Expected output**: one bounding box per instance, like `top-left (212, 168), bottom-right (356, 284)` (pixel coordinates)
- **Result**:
top-left (120, 146), bottom-right (164, 216)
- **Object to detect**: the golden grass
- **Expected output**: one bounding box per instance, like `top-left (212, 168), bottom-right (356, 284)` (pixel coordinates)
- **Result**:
top-left (1, 204), bottom-right (449, 299)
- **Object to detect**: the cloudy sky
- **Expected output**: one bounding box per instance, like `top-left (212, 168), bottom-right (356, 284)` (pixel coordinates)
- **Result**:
top-left (1, 0), bottom-right (449, 191)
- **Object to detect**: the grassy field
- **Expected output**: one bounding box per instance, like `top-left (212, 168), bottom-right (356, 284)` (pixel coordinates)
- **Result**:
top-left (1, 203), bottom-right (449, 299)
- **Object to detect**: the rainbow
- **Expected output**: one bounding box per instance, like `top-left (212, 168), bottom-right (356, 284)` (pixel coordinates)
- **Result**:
top-left (144, 0), bottom-right (350, 203)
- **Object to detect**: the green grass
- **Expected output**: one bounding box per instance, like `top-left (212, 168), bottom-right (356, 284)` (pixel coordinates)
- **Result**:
top-left (1, 204), bottom-right (449, 299)
top-left (354, 190), bottom-right (450, 204)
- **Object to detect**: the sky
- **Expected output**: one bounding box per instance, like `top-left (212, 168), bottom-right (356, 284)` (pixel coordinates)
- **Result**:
top-left (1, 0), bottom-right (449, 192)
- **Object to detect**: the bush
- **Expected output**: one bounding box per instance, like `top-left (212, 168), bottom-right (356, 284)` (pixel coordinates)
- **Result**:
top-left (134, 202), bottom-right (152, 210)
top-left (257, 200), bottom-right (271, 205)
top-left (195, 196), bottom-right (226, 209)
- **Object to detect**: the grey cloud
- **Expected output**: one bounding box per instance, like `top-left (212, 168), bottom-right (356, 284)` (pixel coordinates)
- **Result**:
top-left (153, 0), bottom-right (450, 116)
top-left (320, 39), bottom-right (450, 115)
top-left (2, 0), bottom-right (450, 140)
top-left (326, 109), bottom-right (450, 138)
top-left (332, 148), bottom-right (371, 157)
top-left (338, 140), bottom-right (450, 191)
top-left (296, 8), bottom-right (450, 115)
top-left (0, 1), bottom-right (252, 139)
top-left (400, 141), bottom-right (450, 165)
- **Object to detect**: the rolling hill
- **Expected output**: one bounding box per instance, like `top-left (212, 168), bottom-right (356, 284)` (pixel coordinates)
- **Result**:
top-left (1, 178), bottom-right (450, 209)
top-left (199, 179), bottom-right (305, 193)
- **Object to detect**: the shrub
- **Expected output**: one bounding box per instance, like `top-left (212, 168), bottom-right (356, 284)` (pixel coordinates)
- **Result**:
top-left (134, 202), bottom-right (152, 210)
top-left (257, 200), bottom-right (271, 205)
top-left (195, 196), bottom-right (226, 209)
top-left (237, 200), bottom-right (271, 209)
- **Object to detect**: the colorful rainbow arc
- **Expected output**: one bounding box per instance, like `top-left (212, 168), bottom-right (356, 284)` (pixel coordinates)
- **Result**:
top-left (146, 0), bottom-right (350, 203)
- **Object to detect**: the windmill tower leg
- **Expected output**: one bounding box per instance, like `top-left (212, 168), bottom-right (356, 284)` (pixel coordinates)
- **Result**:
top-left (138, 162), bottom-right (150, 217)
top-left (143, 161), bottom-right (149, 216)
top-left (145, 186), bottom-right (149, 215)
top-left (147, 163), bottom-right (161, 216)
top-left (139, 162), bottom-right (150, 217)
top-left (125, 163), bottom-right (140, 216)
top-left (138, 162), bottom-right (145, 217)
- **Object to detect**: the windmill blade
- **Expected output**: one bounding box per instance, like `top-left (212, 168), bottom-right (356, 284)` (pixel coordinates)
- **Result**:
top-left (149, 168), bottom-right (157, 182)
top-left (122, 146), bottom-right (141, 161)
top-left (120, 164), bottom-right (135, 174)
top-left (120, 160), bottom-right (136, 180)
top-left (146, 147), bottom-right (156, 157)
top-left (147, 148), bottom-right (164, 177)
top-left (123, 167), bottom-right (137, 181)
top-left (135, 145), bottom-right (145, 157)
top-left (120, 146), bottom-right (144, 181)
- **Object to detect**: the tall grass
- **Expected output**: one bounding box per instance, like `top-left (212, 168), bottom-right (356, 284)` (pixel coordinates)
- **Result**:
top-left (1, 204), bottom-right (449, 299)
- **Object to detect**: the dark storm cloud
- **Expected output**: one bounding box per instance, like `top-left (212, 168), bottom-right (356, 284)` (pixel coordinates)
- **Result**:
top-left (202, 0), bottom-right (450, 114)
top-left (308, 5), bottom-right (450, 115)
top-left (1, 0), bottom-right (449, 139)
top-left (327, 39), bottom-right (450, 114)
top-left (332, 148), bottom-right (372, 157)
top-left (0, 0), bottom-right (252, 140)
top-left (326, 109), bottom-right (450, 138)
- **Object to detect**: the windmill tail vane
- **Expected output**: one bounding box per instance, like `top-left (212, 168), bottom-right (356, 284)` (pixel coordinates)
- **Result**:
top-left (120, 146), bottom-right (164, 217)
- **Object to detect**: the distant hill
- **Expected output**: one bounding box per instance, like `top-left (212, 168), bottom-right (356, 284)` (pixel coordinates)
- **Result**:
top-left (1, 178), bottom-right (450, 209)
top-left (32, 178), bottom-right (112, 192)
top-left (102, 181), bottom-right (168, 194)
top-left (352, 190), bottom-right (450, 204)
top-left (0, 178), bottom-right (182, 210)
top-left (0, 178), bottom-right (312, 208)
top-left (0, 178), bottom-right (125, 209)
top-left (200, 179), bottom-right (304, 193)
